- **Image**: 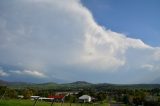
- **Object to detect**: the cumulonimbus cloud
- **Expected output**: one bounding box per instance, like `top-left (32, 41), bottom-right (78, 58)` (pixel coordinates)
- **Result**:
top-left (0, 0), bottom-right (160, 83)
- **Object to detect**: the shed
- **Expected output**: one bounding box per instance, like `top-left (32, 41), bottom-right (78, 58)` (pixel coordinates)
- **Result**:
top-left (79, 95), bottom-right (91, 103)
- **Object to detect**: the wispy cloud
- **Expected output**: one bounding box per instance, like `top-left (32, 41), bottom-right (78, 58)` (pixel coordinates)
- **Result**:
top-left (10, 69), bottom-right (46, 78)
top-left (141, 64), bottom-right (154, 71)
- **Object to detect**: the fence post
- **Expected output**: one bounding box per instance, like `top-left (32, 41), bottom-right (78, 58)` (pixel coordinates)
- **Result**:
top-left (51, 99), bottom-right (54, 106)
top-left (0, 87), bottom-right (7, 102)
top-left (32, 97), bottom-right (39, 106)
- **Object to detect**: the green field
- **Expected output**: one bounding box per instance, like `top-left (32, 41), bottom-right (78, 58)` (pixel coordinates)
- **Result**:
top-left (0, 99), bottom-right (109, 106)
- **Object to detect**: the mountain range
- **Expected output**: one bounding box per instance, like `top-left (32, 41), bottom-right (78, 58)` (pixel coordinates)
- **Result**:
top-left (1, 79), bottom-right (160, 90)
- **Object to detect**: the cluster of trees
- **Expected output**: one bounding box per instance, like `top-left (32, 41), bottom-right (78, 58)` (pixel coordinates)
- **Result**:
top-left (1, 85), bottom-right (160, 105)
top-left (0, 86), bottom-right (17, 99)
top-left (66, 90), bottom-right (107, 103)
top-left (106, 88), bottom-right (160, 105)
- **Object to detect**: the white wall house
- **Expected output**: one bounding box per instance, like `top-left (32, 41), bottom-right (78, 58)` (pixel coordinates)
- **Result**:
top-left (79, 95), bottom-right (91, 103)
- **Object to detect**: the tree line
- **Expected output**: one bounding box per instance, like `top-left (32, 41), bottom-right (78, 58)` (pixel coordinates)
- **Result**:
top-left (1, 86), bottom-right (160, 105)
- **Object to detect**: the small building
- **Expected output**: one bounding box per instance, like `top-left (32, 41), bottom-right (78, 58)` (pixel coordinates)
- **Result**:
top-left (30, 96), bottom-right (40, 100)
top-left (48, 95), bottom-right (65, 102)
top-left (79, 95), bottom-right (91, 103)
top-left (18, 95), bottom-right (24, 99)
top-left (39, 97), bottom-right (54, 101)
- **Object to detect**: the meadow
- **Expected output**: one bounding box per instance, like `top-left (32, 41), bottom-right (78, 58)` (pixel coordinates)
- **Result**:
top-left (0, 99), bottom-right (109, 106)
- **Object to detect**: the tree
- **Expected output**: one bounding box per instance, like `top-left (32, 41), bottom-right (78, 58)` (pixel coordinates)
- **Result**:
top-left (7, 89), bottom-right (17, 99)
top-left (23, 88), bottom-right (33, 99)
top-left (97, 92), bottom-right (106, 101)
top-left (65, 95), bottom-right (77, 103)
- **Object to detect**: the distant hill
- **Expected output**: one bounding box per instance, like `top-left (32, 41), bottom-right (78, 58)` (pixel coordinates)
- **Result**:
top-left (0, 79), bottom-right (34, 88)
top-left (1, 79), bottom-right (160, 90)
top-left (69, 81), bottom-right (92, 85)
top-left (0, 79), bottom-right (8, 85)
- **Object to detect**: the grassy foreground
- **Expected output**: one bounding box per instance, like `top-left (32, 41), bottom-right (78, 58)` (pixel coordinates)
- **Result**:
top-left (0, 99), bottom-right (109, 106)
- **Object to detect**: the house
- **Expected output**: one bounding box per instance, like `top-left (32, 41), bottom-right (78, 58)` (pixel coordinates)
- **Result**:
top-left (79, 95), bottom-right (92, 103)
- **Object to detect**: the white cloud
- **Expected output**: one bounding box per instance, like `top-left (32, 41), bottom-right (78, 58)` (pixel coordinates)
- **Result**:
top-left (0, 0), bottom-right (160, 83)
top-left (10, 69), bottom-right (46, 78)
top-left (0, 69), bottom-right (9, 77)
top-left (78, 26), bottom-right (152, 70)
top-left (153, 49), bottom-right (160, 61)
top-left (23, 70), bottom-right (46, 78)
top-left (11, 70), bottom-right (22, 74)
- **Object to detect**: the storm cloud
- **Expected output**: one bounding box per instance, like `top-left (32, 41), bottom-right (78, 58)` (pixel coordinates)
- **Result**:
top-left (0, 0), bottom-right (160, 83)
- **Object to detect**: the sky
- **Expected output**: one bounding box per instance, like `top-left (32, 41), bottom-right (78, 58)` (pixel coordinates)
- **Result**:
top-left (81, 0), bottom-right (160, 47)
top-left (0, 0), bottom-right (160, 84)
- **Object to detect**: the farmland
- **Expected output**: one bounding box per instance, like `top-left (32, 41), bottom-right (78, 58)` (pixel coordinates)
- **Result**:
top-left (0, 99), bottom-right (110, 106)
top-left (1, 80), bottom-right (160, 106)
top-left (0, 99), bottom-right (49, 106)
